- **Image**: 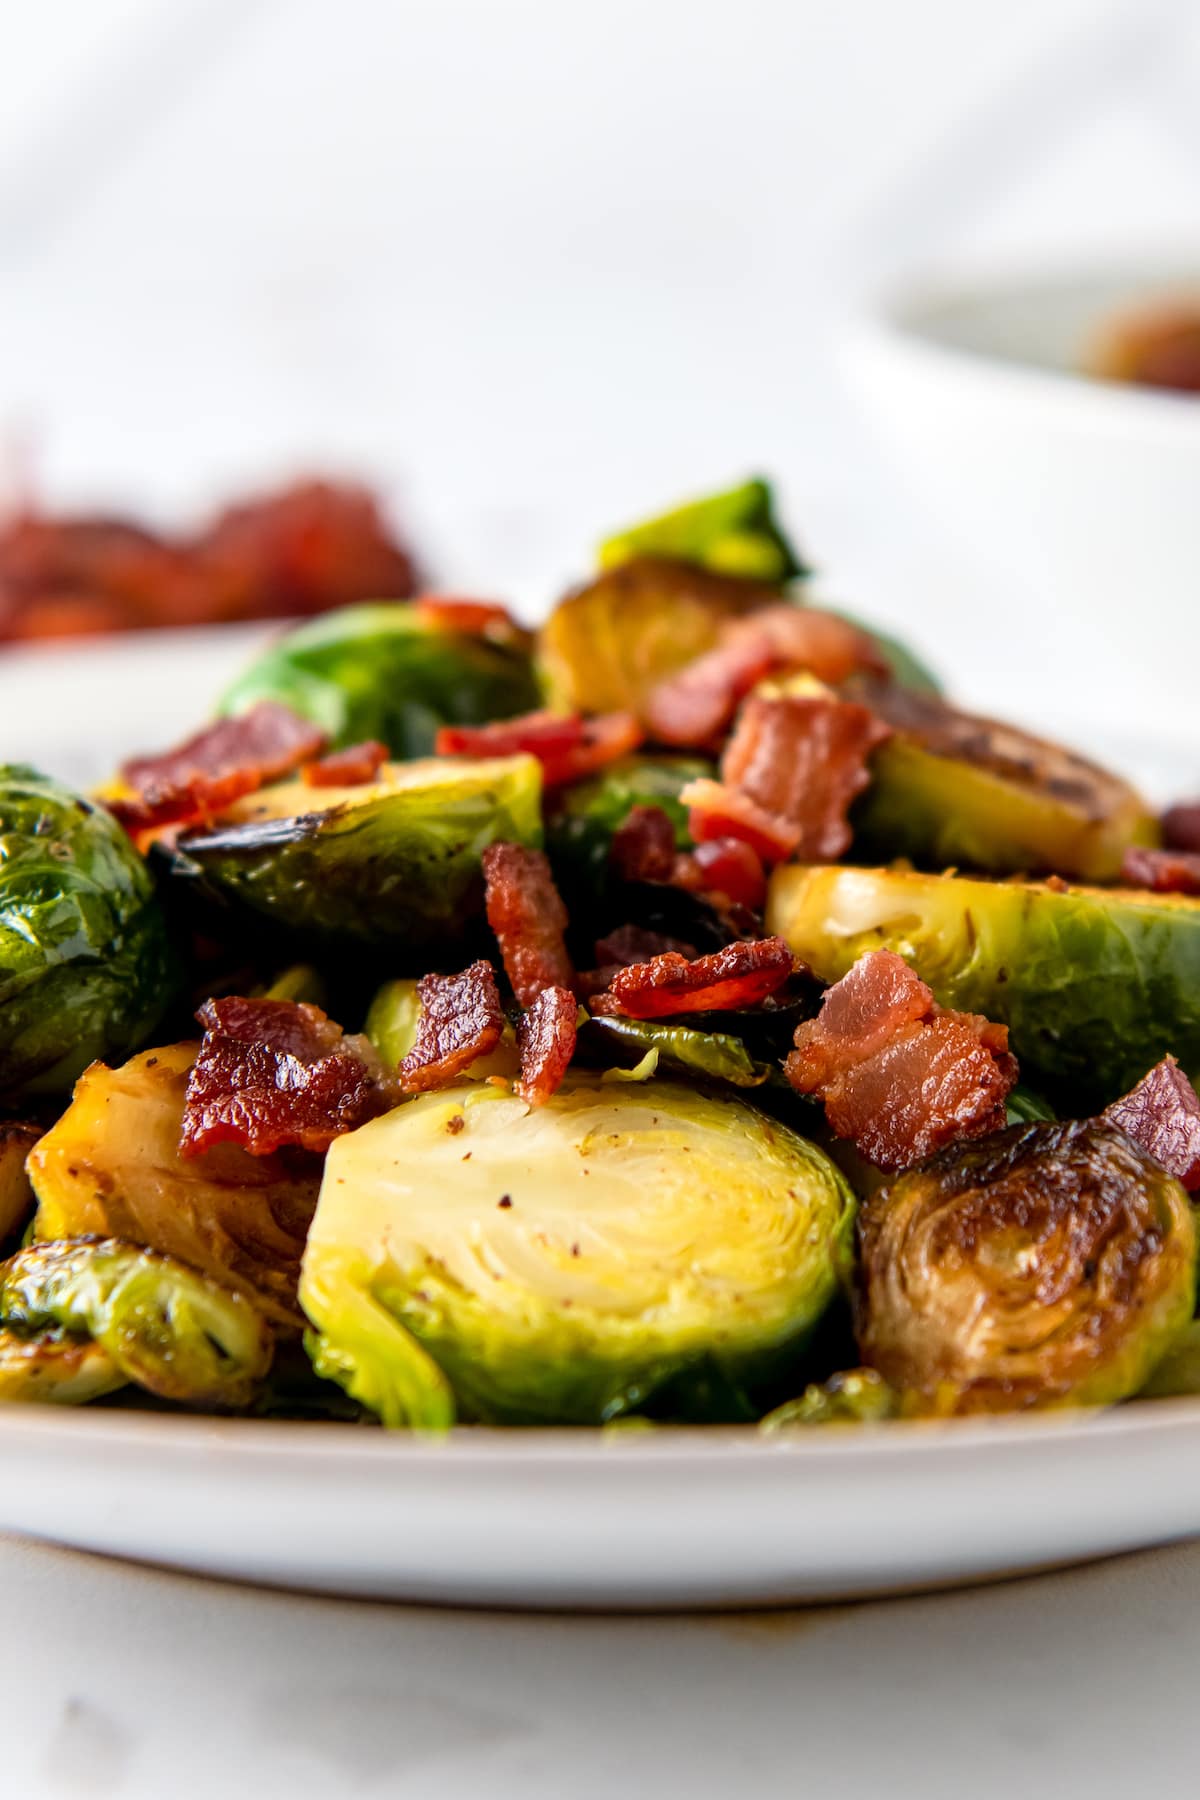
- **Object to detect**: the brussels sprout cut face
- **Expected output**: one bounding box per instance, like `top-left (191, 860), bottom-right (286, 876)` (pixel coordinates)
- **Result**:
top-left (857, 1121), bottom-right (1196, 1413)
top-left (0, 764), bottom-right (174, 1095)
top-left (300, 1078), bottom-right (856, 1426)
top-left (219, 602), bottom-right (542, 758)
top-left (768, 863), bottom-right (1200, 1101)
top-left (173, 754), bottom-right (543, 952)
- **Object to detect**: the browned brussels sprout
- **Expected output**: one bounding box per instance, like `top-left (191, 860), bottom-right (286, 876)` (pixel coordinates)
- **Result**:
top-left (857, 1120), bottom-right (1196, 1413)
top-left (759, 1367), bottom-right (898, 1429)
top-left (850, 682), bottom-right (1157, 881)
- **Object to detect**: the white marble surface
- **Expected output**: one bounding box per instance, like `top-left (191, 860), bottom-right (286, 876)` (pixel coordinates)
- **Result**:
top-left (7, 1529), bottom-right (1200, 1799)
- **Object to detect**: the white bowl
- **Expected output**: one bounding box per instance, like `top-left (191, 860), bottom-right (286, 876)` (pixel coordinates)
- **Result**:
top-left (844, 263), bottom-right (1200, 739)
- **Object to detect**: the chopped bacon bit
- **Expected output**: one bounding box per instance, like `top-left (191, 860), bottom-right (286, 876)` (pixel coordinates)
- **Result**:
top-left (112, 701), bottom-right (327, 833)
top-left (398, 962), bottom-right (505, 1093)
top-left (413, 594), bottom-right (525, 642)
top-left (589, 936), bottom-right (795, 1020)
top-left (180, 996), bottom-right (392, 1158)
top-left (1121, 846), bottom-right (1200, 896)
top-left (610, 805), bottom-right (677, 883)
top-left (301, 740), bottom-right (389, 788)
top-left (516, 985), bottom-right (578, 1105)
top-left (673, 838), bottom-right (767, 911)
top-left (644, 605), bottom-right (884, 748)
top-left (578, 924), bottom-right (700, 997)
top-left (681, 777), bottom-right (802, 865)
top-left (721, 694), bottom-right (891, 861)
top-left (1163, 803), bottom-right (1200, 854)
top-left (785, 950), bottom-right (1017, 1171)
top-left (436, 709), bottom-right (643, 788)
top-left (1105, 1056), bottom-right (1200, 1191)
top-left (482, 842), bottom-right (574, 1005)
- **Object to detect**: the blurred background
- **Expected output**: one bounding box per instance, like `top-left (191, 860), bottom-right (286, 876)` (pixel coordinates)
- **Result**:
top-left (1, 0), bottom-right (1198, 771)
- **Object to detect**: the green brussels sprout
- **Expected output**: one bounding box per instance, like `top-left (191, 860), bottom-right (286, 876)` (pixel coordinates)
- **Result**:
top-left (1006, 1086), bottom-right (1057, 1124)
top-left (299, 1077), bottom-right (856, 1427)
top-left (597, 477), bottom-right (808, 583)
top-left (0, 765), bottom-right (174, 1096)
top-left (170, 753), bottom-right (543, 953)
top-left (857, 1121), bottom-right (1196, 1413)
top-left (1140, 1322), bottom-right (1200, 1401)
top-left (850, 683), bottom-right (1157, 880)
top-left (545, 754), bottom-right (710, 889)
top-left (0, 1333), bottom-right (127, 1406)
top-left (759, 1367), bottom-right (898, 1430)
top-left (767, 863), bottom-right (1200, 1101)
top-left (0, 1237), bottom-right (274, 1408)
top-left (365, 977), bottom-right (519, 1080)
top-left (218, 602), bottom-right (542, 758)
top-left (579, 1014), bottom-right (771, 1088)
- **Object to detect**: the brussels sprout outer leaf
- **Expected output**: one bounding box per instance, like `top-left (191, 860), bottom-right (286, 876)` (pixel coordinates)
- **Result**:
top-left (219, 602), bottom-right (542, 758)
top-left (171, 754), bottom-right (543, 952)
top-left (767, 863), bottom-right (1200, 1101)
top-left (597, 478), bottom-right (807, 583)
top-left (0, 1237), bottom-right (274, 1407)
top-left (580, 1014), bottom-right (770, 1087)
top-left (299, 1078), bottom-right (856, 1426)
top-left (0, 765), bottom-right (175, 1094)
top-left (759, 1367), bottom-right (898, 1429)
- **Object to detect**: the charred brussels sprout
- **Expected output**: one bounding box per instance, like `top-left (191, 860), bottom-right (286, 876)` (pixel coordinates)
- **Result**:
top-left (170, 754), bottom-right (542, 953)
top-left (28, 1044), bottom-right (320, 1334)
top-left (0, 765), bottom-right (173, 1095)
top-left (857, 1121), bottom-right (1195, 1413)
top-left (850, 683), bottom-right (1157, 880)
top-left (767, 863), bottom-right (1200, 1100)
top-left (598, 477), bottom-right (807, 583)
top-left (0, 1237), bottom-right (273, 1408)
top-left (219, 602), bottom-right (542, 758)
top-left (299, 1078), bottom-right (855, 1427)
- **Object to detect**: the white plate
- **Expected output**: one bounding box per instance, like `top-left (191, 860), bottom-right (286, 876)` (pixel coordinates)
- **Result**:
top-left (1, 629), bottom-right (1198, 1610)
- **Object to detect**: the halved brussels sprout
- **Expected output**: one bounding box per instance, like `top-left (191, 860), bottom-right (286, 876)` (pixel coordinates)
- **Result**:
top-left (767, 863), bottom-right (1200, 1100)
top-left (759, 1367), bottom-right (898, 1430)
top-left (169, 753), bottom-right (542, 952)
top-left (850, 683), bottom-right (1157, 880)
top-left (0, 1237), bottom-right (274, 1408)
top-left (0, 765), bottom-right (174, 1095)
top-left (598, 477), bottom-right (807, 583)
top-left (857, 1121), bottom-right (1196, 1413)
top-left (299, 1077), bottom-right (855, 1426)
top-left (0, 1333), bottom-right (126, 1406)
top-left (28, 1044), bottom-right (320, 1333)
top-left (539, 560), bottom-right (781, 716)
top-left (364, 978), bottom-right (519, 1081)
top-left (219, 601), bottom-right (542, 758)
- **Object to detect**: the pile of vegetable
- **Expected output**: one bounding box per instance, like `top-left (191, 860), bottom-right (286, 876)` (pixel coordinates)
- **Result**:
top-left (3, 475), bottom-right (1200, 1431)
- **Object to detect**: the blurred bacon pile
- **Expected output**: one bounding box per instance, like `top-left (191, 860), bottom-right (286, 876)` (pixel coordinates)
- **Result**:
top-left (0, 478), bottom-right (418, 643)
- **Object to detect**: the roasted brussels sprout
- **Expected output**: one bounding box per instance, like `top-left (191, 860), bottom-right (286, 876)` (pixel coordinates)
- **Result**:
top-left (28, 1044), bottom-right (320, 1333)
top-left (1140, 1322), bottom-right (1200, 1400)
top-left (0, 765), bottom-right (174, 1095)
top-left (857, 1120), bottom-right (1196, 1413)
top-left (219, 602), bottom-right (542, 758)
top-left (759, 1367), bottom-right (898, 1430)
top-left (598, 477), bottom-right (807, 583)
top-left (0, 1237), bottom-right (273, 1408)
top-left (545, 755), bottom-right (709, 889)
top-left (579, 1014), bottom-right (771, 1088)
top-left (300, 1077), bottom-right (855, 1426)
top-left (365, 978), bottom-right (519, 1081)
top-left (767, 863), bottom-right (1200, 1100)
top-left (850, 683), bottom-right (1157, 880)
top-left (0, 1333), bottom-right (126, 1406)
top-left (168, 754), bottom-right (542, 953)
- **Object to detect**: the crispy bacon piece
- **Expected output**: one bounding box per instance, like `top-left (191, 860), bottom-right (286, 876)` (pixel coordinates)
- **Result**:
top-left (578, 924), bottom-right (700, 997)
top-left (680, 777), bottom-right (802, 865)
top-left (398, 962), bottom-right (505, 1093)
top-left (181, 996), bottom-right (392, 1158)
top-left (1121, 846), bottom-right (1200, 896)
top-left (413, 594), bottom-right (526, 644)
top-left (589, 936), bottom-right (795, 1020)
top-left (482, 842), bottom-right (574, 1005)
top-left (436, 709), bottom-right (643, 788)
top-left (302, 740), bottom-right (389, 788)
top-left (1163, 803), bottom-right (1200, 854)
top-left (516, 985), bottom-right (578, 1106)
top-left (644, 605), bottom-right (884, 748)
top-left (1105, 1056), bottom-right (1200, 1191)
top-left (786, 950), bottom-right (1018, 1171)
top-left (610, 805), bottom-right (677, 883)
top-left (721, 693), bottom-right (891, 861)
top-left (112, 702), bottom-right (327, 833)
